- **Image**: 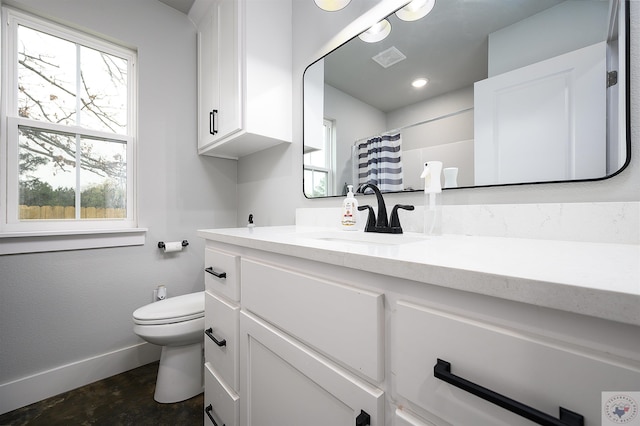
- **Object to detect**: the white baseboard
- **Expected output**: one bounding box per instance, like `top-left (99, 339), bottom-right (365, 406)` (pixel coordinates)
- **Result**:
top-left (0, 342), bottom-right (161, 415)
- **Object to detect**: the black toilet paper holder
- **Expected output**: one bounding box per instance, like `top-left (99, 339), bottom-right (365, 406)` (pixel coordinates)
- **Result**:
top-left (157, 240), bottom-right (189, 249)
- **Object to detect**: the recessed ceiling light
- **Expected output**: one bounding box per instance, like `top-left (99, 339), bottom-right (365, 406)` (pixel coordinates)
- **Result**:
top-left (358, 19), bottom-right (392, 43)
top-left (314, 0), bottom-right (351, 12)
top-left (396, 0), bottom-right (436, 22)
top-left (412, 78), bottom-right (428, 88)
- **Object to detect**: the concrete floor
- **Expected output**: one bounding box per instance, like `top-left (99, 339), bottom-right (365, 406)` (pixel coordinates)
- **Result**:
top-left (0, 362), bottom-right (203, 425)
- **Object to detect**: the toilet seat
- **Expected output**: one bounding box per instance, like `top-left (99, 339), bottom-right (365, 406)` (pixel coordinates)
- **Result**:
top-left (133, 291), bottom-right (204, 325)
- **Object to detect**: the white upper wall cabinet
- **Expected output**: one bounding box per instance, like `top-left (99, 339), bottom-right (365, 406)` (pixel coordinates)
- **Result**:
top-left (191, 0), bottom-right (292, 160)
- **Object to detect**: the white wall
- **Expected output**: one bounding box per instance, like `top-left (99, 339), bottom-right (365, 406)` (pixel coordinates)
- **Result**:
top-left (488, 0), bottom-right (609, 77)
top-left (325, 83), bottom-right (387, 194)
top-left (238, 0), bottom-right (639, 222)
top-left (0, 0), bottom-right (237, 413)
top-left (387, 86), bottom-right (474, 188)
top-left (386, 86), bottom-right (474, 151)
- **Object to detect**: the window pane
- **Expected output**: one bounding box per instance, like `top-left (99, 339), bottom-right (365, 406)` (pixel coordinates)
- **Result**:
top-left (18, 127), bottom-right (76, 220)
top-left (304, 169), bottom-right (327, 197)
top-left (80, 138), bottom-right (127, 219)
top-left (18, 25), bottom-right (77, 125)
top-left (80, 46), bottom-right (128, 134)
top-left (304, 121), bottom-right (332, 169)
top-left (304, 169), bottom-right (313, 197)
top-left (304, 149), bottom-right (325, 168)
top-left (17, 127), bottom-right (127, 221)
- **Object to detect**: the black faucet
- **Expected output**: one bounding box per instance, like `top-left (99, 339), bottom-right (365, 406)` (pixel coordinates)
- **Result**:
top-left (357, 184), bottom-right (414, 234)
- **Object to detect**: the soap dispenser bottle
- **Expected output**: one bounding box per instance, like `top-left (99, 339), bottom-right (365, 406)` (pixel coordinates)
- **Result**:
top-left (421, 161), bottom-right (443, 235)
top-left (341, 184), bottom-right (359, 230)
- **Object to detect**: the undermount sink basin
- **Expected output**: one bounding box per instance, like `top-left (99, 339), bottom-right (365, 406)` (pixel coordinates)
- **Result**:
top-left (298, 231), bottom-right (426, 246)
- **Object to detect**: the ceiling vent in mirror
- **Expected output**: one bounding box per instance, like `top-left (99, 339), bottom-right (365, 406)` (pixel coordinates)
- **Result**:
top-left (372, 46), bottom-right (406, 69)
top-left (396, 0), bottom-right (436, 21)
top-left (314, 0), bottom-right (351, 12)
top-left (359, 19), bottom-right (392, 43)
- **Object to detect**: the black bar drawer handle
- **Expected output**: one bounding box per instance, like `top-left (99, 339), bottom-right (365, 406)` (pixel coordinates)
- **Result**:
top-left (355, 409), bottom-right (370, 426)
top-left (434, 359), bottom-right (584, 426)
top-left (205, 404), bottom-right (225, 426)
top-left (205, 328), bottom-right (227, 347)
top-left (209, 109), bottom-right (218, 135)
top-left (205, 267), bottom-right (226, 279)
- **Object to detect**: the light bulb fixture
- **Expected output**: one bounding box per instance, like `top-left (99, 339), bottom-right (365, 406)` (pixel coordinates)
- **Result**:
top-left (396, 0), bottom-right (436, 21)
top-left (412, 78), bottom-right (428, 88)
top-left (358, 19), bottom-right (392, 43)
top-left (314, 0), bottom-right (351, 12)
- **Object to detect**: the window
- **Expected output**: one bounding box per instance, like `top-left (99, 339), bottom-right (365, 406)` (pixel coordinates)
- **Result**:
top-left (1, 8), bottom-right (137, 234)
top-left (304, 119), bottom-right (334, 197)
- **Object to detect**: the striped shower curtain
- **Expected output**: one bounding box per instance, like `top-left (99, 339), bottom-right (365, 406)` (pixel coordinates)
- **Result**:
top-left (355, 133), bottom-right (404, 192)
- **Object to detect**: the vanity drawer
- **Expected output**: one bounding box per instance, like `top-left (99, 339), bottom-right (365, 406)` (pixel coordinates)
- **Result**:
top-left (394, 407), bottom-right (436, 426)
top-left (204, 247), bottom-right (240, 301)
top-left (205, 291), bottom-right (239, 390)
top-left (204, 362), bottom-right (239, 426)
top-left (393, 300), bottom-right (640, 426)
top-left (241, 258), bottom-right (384, 382)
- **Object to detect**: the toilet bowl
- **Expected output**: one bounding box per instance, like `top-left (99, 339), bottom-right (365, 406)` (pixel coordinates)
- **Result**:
top-left (133, 291), bottom-right (205, 403)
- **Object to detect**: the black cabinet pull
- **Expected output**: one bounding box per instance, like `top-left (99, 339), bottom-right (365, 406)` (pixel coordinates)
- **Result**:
top-left (205, 404), bottom-right (225, 426)
top-left (205, 328), bottom-right (227, 347)
top-left (205, 267), bottom-right (226, 279)
top-left (209, 109), bottom-right (218, 135)
top-left (434, 359), bottom-right (583, 426)
top-left (355, 410), bottom-right (370, 426)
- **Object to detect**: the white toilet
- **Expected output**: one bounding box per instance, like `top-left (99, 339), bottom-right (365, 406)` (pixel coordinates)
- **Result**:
top-left (133, 291), bottom-right (205, 403)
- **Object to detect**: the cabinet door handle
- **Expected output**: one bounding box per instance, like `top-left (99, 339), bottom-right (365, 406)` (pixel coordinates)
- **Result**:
top-left (209, 109), bottom-right (218, 135)
top-left (205, 267), bottom-right (226, 279)
top-left (205, 404), bottom-right (225, 426)
top-left (433, 359), bottom-right (584, 426)
top-left (205, 328), bottom-right (227, 347)
top-left (355, 410), bottom-right (370, 426)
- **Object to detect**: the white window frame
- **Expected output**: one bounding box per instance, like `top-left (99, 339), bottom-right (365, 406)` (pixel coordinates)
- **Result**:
top-left (0, 7), bottom-right (144, 253)
top-left (304, 118), bottom-right (335, 197)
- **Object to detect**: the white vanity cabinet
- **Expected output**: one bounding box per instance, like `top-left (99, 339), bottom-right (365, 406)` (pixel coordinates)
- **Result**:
top-left (241, 258), bottom-right (385, 382)
top-left (392, 300), bottom-right (640, 426)
top-left (192, 0), bottom-right (292, 159)
top-left (202, 241), bottom-right (385, 426)
top-left (203, 246), bottom-right (241, 426)
top-left (199, 229), bottom-right (640, 426)
top-left (239, 257), bottom-right (385, 425)
top-left (240, 311), bottom-right (384, 426)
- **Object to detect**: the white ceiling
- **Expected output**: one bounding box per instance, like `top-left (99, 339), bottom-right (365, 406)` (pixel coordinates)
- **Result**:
top-left (157, 0), bottom-right (195, 14)
top-left (323, 0), bottom-right (566, 113)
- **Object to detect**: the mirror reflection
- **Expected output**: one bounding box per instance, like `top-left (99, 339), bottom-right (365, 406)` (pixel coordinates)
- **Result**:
top-left (303, 0), bottom-right (629, 198)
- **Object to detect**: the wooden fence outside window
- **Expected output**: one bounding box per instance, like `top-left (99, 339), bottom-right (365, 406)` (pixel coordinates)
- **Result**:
top-left (19, 205), bottom-right (126, 220)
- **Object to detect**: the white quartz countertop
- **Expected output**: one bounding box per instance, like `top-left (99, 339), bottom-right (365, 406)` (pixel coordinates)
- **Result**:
top-left (197, 226), bottom-right (640, 326)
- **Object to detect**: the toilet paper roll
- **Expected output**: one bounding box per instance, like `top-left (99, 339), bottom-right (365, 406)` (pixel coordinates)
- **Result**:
top-left (162, 241), bottom-right (183, 253)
